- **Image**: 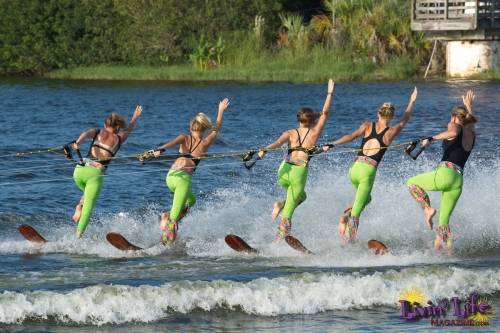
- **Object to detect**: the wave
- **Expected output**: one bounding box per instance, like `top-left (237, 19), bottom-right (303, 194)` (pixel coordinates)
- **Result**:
top-left (1, 266), bottom-right (499, 325)
top-left (1, 154), bottom-right (499, 265)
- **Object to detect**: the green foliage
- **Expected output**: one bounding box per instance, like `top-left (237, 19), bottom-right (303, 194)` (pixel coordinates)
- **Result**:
top-left (278, 13), bottom-right (310, 55)
top-left (327, 0), bottom-right (432, 64)
top-left (0, 0), bottom-right (124, 74)
top-left (0, 0), bottom-right (282, 74)
top-left (106, 0), bottom-right (282, 65)
top-left (0, 0), bottom-right (431, 79)
top-left (47, 53), bottom-right (388, 83)
top-left (189, 36), bottom-right (225, 70)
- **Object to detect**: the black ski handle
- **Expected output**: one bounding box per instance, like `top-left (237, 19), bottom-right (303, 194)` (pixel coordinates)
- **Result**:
top-left (244, 156), bottom-right (262, 170)
top-left (313, 143), bottom-right (334, 155)
top-left (408, 145), bottom-right (427, 160)
top-left (63, 140), bottom-right (84, 165)
top-left (404, 137), bottom-right (432, 160)
top-left (137, 148), bottom-right (165, 162)
top-left (242, 149), bottom-right (263, 170)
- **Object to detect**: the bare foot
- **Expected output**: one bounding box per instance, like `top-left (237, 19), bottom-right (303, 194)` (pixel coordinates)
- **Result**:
top-left (338, 215), bottom-right (348, 238)
top-left (339, 214), bottom-right (349, 226)
top-left (423, 207), bottom-right (436, 230)
top-left (76, 230), bottom-right (82, 239)
top-left (159, 211), bottom-right (170, 230)
top-left (72, 203), bottom-right (83, 223)
top-left (271, 201), bottom-right (284, 220)
top-left (434, 236), bottom-right (442, 250)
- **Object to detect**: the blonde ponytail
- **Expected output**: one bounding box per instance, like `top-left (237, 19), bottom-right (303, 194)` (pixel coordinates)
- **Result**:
top-left (190, 113), bottom-right (213, 132)
top-left (451, 106), bottom-right (468, 122)
top-left (378, 102), bottom-right (395, 119)
top-left (105, 112), bottom-right (127, 129)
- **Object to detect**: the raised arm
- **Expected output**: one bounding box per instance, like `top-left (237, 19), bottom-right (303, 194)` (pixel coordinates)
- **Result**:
top-left (390, 87), bottom-right (417, 136)
top-left (314, 79), bottom-right (335, 132)
top-left (204, 98), bottom-right (230, 145)
top-left (73, 128), bottom-right (98, 150)
top-left (462, 90), bottom-right (476, 130)
top-left (258, 131), bottom-right (290, 158)
top-left (462, 90), bottom-right (475, 116)
top-left (119, 105), bottom-right (143, 142)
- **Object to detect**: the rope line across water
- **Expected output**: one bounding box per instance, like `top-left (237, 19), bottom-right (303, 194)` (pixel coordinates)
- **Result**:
top-left (0, 141), bottom-right (415, 186)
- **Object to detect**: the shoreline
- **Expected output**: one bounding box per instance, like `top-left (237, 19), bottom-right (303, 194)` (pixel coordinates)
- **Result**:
top-left (43, 61), bottom-right (418, 83)
top-left (35, 65), bottom-right (500, 83)
top-left (2, 64), bottom-right (499, 84)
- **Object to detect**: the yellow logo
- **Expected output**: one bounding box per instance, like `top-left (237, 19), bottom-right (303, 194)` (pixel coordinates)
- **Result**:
top-left (468, 297), bottom-right (494, 324)
top-left (399, 287), bottom-right (427, 306)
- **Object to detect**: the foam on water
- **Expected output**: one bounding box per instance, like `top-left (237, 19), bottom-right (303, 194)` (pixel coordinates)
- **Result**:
top-left (0, 266), bottom-right (498, 325)
top-left (1, 153), bottom-right (498, 268)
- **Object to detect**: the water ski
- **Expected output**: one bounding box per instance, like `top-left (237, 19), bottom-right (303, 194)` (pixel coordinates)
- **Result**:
top-left (106, 232), bottom-right (143, 251)
top-left (368, 239), bottom-right (388, 255)
top-left (224, 234), bottom-right (257, 254)
top-left (285, 235), bottom-right (313, 255)
top-left (18, 224), bottom-right (47, 244)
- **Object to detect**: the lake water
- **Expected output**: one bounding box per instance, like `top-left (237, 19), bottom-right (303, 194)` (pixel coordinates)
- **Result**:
top-left (0, 78), bottom-right (499, 332)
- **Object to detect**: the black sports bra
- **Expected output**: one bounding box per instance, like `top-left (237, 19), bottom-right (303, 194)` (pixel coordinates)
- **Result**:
top-left (357, 122), bottom-right (390, 164)
top-left (180, 135), bottom-right (202, 171)
top-left (287, 128), bottom-right (315, 162)
top-left (87, 129), bottom-right (122, 166)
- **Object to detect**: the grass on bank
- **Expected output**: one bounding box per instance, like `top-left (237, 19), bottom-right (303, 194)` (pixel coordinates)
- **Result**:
top-left (469, 68), bottom-right (500, 80)
top-left (46, 55), bottom-right (420, 83)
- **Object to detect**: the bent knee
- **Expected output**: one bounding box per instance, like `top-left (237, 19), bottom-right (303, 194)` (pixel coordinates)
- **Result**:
top-left (406, 177), bottom-right (417, 187)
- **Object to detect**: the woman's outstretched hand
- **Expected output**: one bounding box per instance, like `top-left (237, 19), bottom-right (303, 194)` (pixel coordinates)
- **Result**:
top-left (421, 138), bottom-right (432, 148)
top-left (462, 90), bottom-right (475, 114)
top-left (322, 144), bottom-right (332, 152)
top-left (219, 98), bottom-right (230, 113)
top-left (133, 105), bottom-right (143, 119)
top-left (410, 87), bottom-right (418, 103)
top-left (327, 79), bottom-right (334, 94)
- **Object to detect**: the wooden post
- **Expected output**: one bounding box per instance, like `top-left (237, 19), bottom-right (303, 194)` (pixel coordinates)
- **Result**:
top-left (424, 40), bottom-right (438, 79)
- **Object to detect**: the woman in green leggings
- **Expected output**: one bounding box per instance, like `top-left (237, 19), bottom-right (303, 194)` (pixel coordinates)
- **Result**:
top-left (407, 90), bottom-right (476, 251)
top-left (324, 87), bottom-right (418, 244)
top-left (153, 98), bottom-right (230, 245)
top-left (72, 106), bottom-right (143, 238)
top-left (258, 79), bottom-right (334, 240)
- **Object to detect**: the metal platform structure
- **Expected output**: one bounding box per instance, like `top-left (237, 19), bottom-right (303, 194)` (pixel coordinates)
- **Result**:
top-left (411, 1), bottom-right (500, 40)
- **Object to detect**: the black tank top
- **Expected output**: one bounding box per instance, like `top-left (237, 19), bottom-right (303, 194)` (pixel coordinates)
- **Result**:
top-left (441, 126), bottom-right (475, 169)
top-left (357, 122), bottom-right (390, 163)
top-left (287, 128), bottom-right (314, 161)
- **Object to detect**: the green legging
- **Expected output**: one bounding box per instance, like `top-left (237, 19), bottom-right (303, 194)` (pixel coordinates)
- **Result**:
top-left (407, 166), bottom-right (463, 226)
top-left (348, 161), bottom-right (376, 218)
top-left (166, 169), bottom-right (196, 221)
top-left (277, 161), bottom-right (308, 220)
top-left (73, 165), bottom-right (104, 234)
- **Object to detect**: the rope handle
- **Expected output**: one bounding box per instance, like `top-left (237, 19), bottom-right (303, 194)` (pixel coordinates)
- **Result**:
top-left (63, 141), bottom-right (84, 165)
top-left (404, 137), bottom-right (433, 160)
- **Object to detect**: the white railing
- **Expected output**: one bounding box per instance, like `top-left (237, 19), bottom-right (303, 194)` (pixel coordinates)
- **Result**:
top-left (414, 1), bottom-right (477, 21)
